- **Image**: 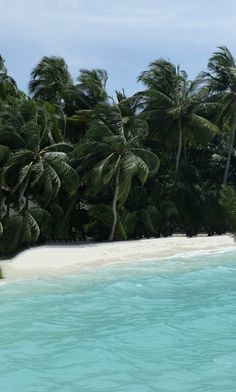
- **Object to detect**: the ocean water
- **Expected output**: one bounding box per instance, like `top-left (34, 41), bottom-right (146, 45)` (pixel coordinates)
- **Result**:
top-left (1, 249), bottom-right (236, 392)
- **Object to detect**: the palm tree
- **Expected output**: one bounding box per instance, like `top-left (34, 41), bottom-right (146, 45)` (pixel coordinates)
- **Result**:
top-left (29, 56), bottom-right (73, 103)
top-left (0, 206), bottom-right (52, 257)
top-left (220, 185), bottom-right (236, 230)
top-left (76, 68), bottom-right (108, 107)
top-left (138, 59), bottom-right (218, 173)
top-left (200, 46), bottom-right (236, 184)
top-left (0, 55), bottom-right (18, 101)
top-left (72, 102), bottom-right (160, 241)
top-left (60, 68), bottom-right (109, 142)
top-left (0, 99), bottom-right (80, 255)
top-left (0, 100), bottom-right (79, 212)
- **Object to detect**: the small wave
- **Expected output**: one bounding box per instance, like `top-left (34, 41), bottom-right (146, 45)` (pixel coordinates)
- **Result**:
top-left (162, 246), bottom-right (236, 260)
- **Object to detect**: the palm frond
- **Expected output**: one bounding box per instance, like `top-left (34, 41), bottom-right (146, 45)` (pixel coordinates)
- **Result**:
top-left (0, 126), bottom-right (26, 149)
top-left (0, 145), bottom-right (10, 164)
top-left (189, 113), bottom-right (218, 143)
top-left (131, 148), bottom-right (160, 177)
top-left (31, 159), bottom-right (44, 187)
top-left (43, 161), bottom-right (61, 200)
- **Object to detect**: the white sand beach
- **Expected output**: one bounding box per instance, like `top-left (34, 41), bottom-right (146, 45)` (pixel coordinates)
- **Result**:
top-left (0, 234), bottom-right (235, 281)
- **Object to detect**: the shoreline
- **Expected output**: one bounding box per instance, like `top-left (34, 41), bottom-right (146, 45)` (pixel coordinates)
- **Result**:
top-left (1, 235), bottom-right (236, 281)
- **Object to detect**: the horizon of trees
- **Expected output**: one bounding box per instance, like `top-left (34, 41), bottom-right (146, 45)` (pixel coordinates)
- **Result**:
top-left (0, 45), bottom-right (236, 257)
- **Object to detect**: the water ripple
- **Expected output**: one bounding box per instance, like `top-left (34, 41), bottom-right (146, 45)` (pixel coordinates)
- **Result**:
top-left (1, 250), bottom-right (236, 391)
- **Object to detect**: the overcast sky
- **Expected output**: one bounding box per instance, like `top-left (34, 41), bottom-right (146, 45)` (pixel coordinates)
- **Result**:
top-left (0, 0), bottom-right (235, 96)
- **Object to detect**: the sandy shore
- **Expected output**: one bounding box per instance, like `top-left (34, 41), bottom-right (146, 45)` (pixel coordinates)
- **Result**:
top-left (0, 235), bottom-right (235, 281)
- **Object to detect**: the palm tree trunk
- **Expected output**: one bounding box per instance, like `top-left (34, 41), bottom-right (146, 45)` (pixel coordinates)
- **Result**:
top-left (183, 139), bottom-right (187, 162)
top-left (175, 119), bottom-right (182, 173)
top-left (109, 168), bottom-right (120, 241)
top-left (78, 201), bottom-right (86, 241)
top-left (7, 202), bottom-right (10, 218)
top-left (223, 127), bottom-right (236, 185)
top-left (59, 195), bottom-right (77, 240)
top-left (25, 195), bottom-right (29, 211)
top-left (62, 110), bottom-right (66, 138)
top-left (19, 179), bottom-right (30, 209)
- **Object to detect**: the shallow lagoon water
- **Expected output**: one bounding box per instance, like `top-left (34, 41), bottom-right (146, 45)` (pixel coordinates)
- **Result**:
top-left (1, 249), bottom-right (236, 392)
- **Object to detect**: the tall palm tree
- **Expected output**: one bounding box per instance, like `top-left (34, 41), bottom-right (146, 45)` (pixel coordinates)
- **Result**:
top-left (72, 103), bottom-right (160, 241)
top-left (29, 56), bottom-right (73, 103)
top-left (0, 101), bottom-right (80, 256)
top-left (200, 46), bottom-right (236, 184)
top-left (138, 59), bottom-right (218, 173)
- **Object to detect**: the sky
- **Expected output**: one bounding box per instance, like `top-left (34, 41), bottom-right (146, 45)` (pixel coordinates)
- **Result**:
top-left (0, 0), bottom-right (236, 96)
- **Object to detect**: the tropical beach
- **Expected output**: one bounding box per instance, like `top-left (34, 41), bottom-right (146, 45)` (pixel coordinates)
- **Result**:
top-left (1, 0), bottom-right (236, 391)
top-left (1, 234), bottom-right (235, 280)
top-left (1, 46), bottom-right (236, 259)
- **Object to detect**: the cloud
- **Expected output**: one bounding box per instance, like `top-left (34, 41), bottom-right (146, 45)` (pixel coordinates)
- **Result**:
top-left (1, 0), bottom-right (236, 94)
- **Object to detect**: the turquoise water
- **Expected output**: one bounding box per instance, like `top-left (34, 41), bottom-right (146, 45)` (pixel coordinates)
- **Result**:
top-left (1, 249), bottom-right (236, 392)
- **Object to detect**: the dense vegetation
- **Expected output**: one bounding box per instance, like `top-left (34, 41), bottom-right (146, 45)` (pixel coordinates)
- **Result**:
top-left (0, 46), bottom-right (236, 257)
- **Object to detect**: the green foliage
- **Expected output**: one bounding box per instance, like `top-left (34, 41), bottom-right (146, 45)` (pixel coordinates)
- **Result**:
top-left (220, 186), bottom-right (236, 230)
top-left (29, 56), bottom-right (73, 103)
top-left (138, 59), bottom-right (218, 172)
top-left (0, 213), bottom-right (37, 256)
top-left (76, 68), bottom-right (108, 107)
top-left (200, 46), bottom-right (236, 184)
top-left (0, 55), bottom-right (19, 101)
top-left (0, 48), bottom-right (236, 256)
top-left (72, 101), bottom-right (160, 239)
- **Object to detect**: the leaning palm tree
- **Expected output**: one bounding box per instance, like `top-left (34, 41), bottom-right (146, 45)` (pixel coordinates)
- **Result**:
top-left (138, 59), bottom-right (218, 173)
top-left (200, 46), bottom-right (236, 184)
top-left (72, 103), bottom-right (160, 241)
top-left (0, 100), bottom-right (79, 212)
top-left (0, 99), bottom-right (80, 255)
top-left (76, 68), bottom-right (108, 108)
top-left (29, 56), bottom-right (73, 103)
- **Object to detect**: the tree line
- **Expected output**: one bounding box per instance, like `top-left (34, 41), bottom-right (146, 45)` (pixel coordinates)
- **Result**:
top-left (0, 46), bottom-right (236, 257)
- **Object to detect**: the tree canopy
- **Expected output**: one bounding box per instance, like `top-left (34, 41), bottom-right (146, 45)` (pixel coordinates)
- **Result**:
top-left (0, 48), bottom-right (236, 256)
